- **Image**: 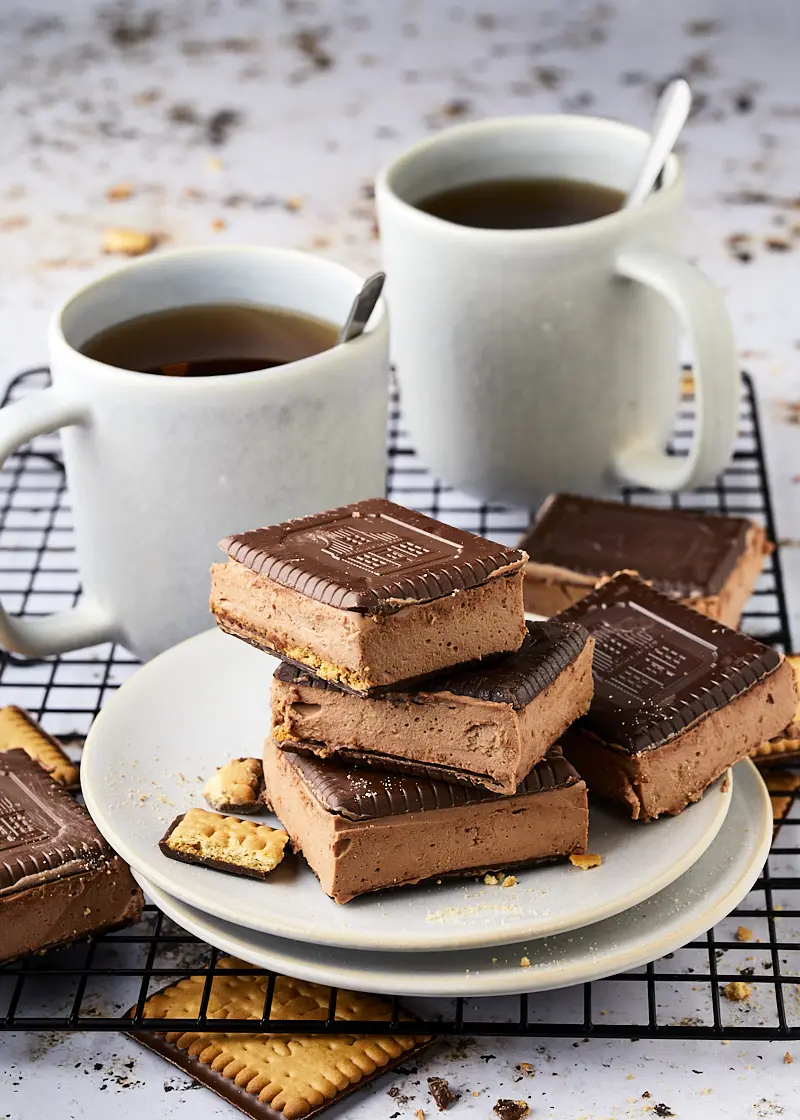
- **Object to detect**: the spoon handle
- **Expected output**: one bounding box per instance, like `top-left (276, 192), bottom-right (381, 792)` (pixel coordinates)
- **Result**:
top-left (623, 79), bottom-right (692, 211)
top-left (338, 272), bottom-right (386, 344)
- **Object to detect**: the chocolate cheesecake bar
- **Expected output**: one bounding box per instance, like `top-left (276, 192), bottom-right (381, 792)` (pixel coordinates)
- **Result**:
top-left (211, 498), bottom-right (528, 695)
top-left (520, 494), bottom-right (771, 627)
top-left (0, 749), bottom-right (143, 963)
top-left (263, 738), bottom-right (588, 904)
top-left (272, 619), bottom-right (594, 794)
top-left (557, 572), bottom-right (798, 821)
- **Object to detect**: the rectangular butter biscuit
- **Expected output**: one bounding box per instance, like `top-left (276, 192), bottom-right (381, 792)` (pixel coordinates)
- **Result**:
top-left (0, 705), bottom-right (79, 789)
top-left (128, 955), bottom-right (430, 1119)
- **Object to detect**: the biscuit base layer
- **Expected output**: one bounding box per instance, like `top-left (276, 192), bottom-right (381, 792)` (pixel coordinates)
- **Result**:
top-left (129, 956), bottom-right (430, 1120)
top-left (211, 559), bottom-right (526, 694)
top-left (0, 855), bottom-right (143, 964)
top-left (264, 739), bottom-right (587, 904)
top-left (522, 522), bottom-right (771, 629)
top-left (562, 657), bottom-right (798, 821)
top-left (271, 638), bottom-right (594, 794)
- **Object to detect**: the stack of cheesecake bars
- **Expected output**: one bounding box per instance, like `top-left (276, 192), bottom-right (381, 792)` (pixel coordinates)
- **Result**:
top-left (207, 497), bottom-right (798, 904)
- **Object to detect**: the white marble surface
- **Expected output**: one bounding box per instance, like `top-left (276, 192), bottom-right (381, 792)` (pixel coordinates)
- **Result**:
top-left (1, 1), bottom-right (800, 1117)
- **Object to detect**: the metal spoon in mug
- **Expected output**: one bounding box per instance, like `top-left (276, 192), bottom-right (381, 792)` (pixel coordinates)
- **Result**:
top-left (338, 271), bottom-right (385, 344)
top-left (622, 79), bottom-right (692, 210)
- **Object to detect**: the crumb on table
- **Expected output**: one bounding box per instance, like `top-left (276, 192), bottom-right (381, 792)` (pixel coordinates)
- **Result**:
top-left (722, 981), bottom-right (752, 1001)
top-left (736, 925), bottom-right (753, 942)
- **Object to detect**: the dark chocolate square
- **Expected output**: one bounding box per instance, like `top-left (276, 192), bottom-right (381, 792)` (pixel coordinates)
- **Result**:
top-left (0, 748), bottom-right (108, 893)
top-left (221, 498), bottom-right (526, 612)
top-left (522, 494), bottom-right (751, 597)
top-left (557, 572), bottom-right (781, 754)
top-left (274, 619), bottom-right (590, 709)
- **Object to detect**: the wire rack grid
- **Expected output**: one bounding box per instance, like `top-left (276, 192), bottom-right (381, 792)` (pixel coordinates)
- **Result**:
top-left (0, 366), bottom-right (798, 1041)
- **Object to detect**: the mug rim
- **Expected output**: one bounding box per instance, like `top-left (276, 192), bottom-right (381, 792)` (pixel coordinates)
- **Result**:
top-left (48, 244), bottom-right (387, 390)
top-left (375, 113), bottom-right (684, 241)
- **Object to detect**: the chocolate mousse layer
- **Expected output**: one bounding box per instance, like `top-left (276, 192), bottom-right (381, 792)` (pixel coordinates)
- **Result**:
top-left (520, 494), bottom-right (771, 627)
top-left (557, 572), bottom-right (798, 821)
top-left (752, 654), bottom-right (800, 766)
top-left (272, 619), bottom-right (594, 794)
top-left (211, 498), bottom-right (527, 695)
top-left (263, 739), bottom-right (588, 904)
top-left (0, 749), bottom-right (144, 963)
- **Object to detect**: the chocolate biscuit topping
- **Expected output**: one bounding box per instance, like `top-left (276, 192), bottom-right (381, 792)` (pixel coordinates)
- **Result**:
top-left (523, 494), bottom-right (751, 596)
top-left (282, 746), bottom-right (580, 821)
top-left (221, 498), bottom-right (526, 612)
top-left (274, 619), bottom-right (589, 708)
top-left (0, 748), bottom-right (109, 894)
top-left (558, 572), bottom-right (782, 754)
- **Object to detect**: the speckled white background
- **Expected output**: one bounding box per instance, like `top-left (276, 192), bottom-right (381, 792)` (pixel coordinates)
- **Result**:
top-left (1, 1), bottom-right (799, 1117)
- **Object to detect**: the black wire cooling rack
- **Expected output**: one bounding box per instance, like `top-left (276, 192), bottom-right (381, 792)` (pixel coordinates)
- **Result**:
top-left (0, 366), bottom-right (798, 1041)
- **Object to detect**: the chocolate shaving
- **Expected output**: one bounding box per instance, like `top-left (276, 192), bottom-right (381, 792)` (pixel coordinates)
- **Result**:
top-left (428, 1077), bottom-right (459, 1111)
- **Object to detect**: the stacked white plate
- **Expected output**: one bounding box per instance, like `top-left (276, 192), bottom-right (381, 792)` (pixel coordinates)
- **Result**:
top-left (81, 628), bottom-right (772, 998)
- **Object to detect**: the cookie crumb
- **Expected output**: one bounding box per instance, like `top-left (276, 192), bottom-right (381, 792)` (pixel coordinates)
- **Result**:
top-left (207, 156), bottom-right (223, 172)
top-left (415, 1111), bottom-right (425, 1120)
top-left (210, 218), bottom-right (226, 232)
top-left (284, 196), bottom-right (304, 212)
top-left (493, 1101), bottom-right (530, 1120)
top-left (785, 1051), bottom-right (793, 1064)
top-left (102, 227), bottom-right (157, 256)
top-left (106, 182), bottom-right (134, 201)
top-left (722, 981), bottom-right (751, 1001)
top-left (501, 875), bottom-right (517, 888)
top-left (570, 852), bottom-right (602, 870)
top-left (428, 1076), bottom-right (458, 1111)
top-left (736, 925), bottom-right (753, 942)
top-left (520, 956), bottom-right (531, 968)
top-left (483, 873), bottom-right (499, 886)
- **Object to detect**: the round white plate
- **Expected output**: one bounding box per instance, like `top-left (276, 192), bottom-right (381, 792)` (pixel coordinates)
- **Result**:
top-left (82, 627), bottom-right (732, 953)
top-left (133, 759), bottom-right (770, 998)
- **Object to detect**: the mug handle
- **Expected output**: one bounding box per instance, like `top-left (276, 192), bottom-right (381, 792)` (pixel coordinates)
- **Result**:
top-left (612, 248), bottom-right (739, 491)
top-left (0, 388), bottom-right (117, 657)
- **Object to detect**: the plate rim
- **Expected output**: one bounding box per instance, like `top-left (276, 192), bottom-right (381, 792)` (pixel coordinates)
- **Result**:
top-left (133, 759), bottom-right (771, 998)
top-left (82, 626), bottom-right (733, 953)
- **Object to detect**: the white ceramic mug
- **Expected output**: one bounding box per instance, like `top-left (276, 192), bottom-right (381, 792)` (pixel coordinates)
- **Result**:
top-left (376, 114), bottom-right (738, 509)
top-left (0, 246), bottom-right (388, 660)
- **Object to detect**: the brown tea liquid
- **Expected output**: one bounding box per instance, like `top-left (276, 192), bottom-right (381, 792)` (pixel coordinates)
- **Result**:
top-left (416, 177), bottom-right (625, 230)
top-left (81, 303), bottom-right (339, 376)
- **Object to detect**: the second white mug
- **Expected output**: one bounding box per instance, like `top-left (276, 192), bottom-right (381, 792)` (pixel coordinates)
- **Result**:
top-left (376, 114), bottom-right (738, 509)
top-left (0, 246), bottom-right (388, 661)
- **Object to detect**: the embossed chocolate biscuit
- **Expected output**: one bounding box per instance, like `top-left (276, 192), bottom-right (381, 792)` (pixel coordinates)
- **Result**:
top-left (220, 497), bottom-right (526, 613)
top-left (160, 808), bottom-right (288, 881)
top-left (520, 495), bottom-right (771, 627)
top-left (0, 748), bottom-right (143, 963)
top-left (204, 758), bottom-right (264, 813)
top-left (558, 571), bottom-right (782, 756)
top-left (557, 572), bottom-right (797, 821)
top-left (282, 746), bottom-right (581, 822)
top-left (524, 495), bottom-right (752, 597)
top-left (129, 956), bottom-right (430, 1120)
top-left (0, 706), bottom-right (79, 789)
